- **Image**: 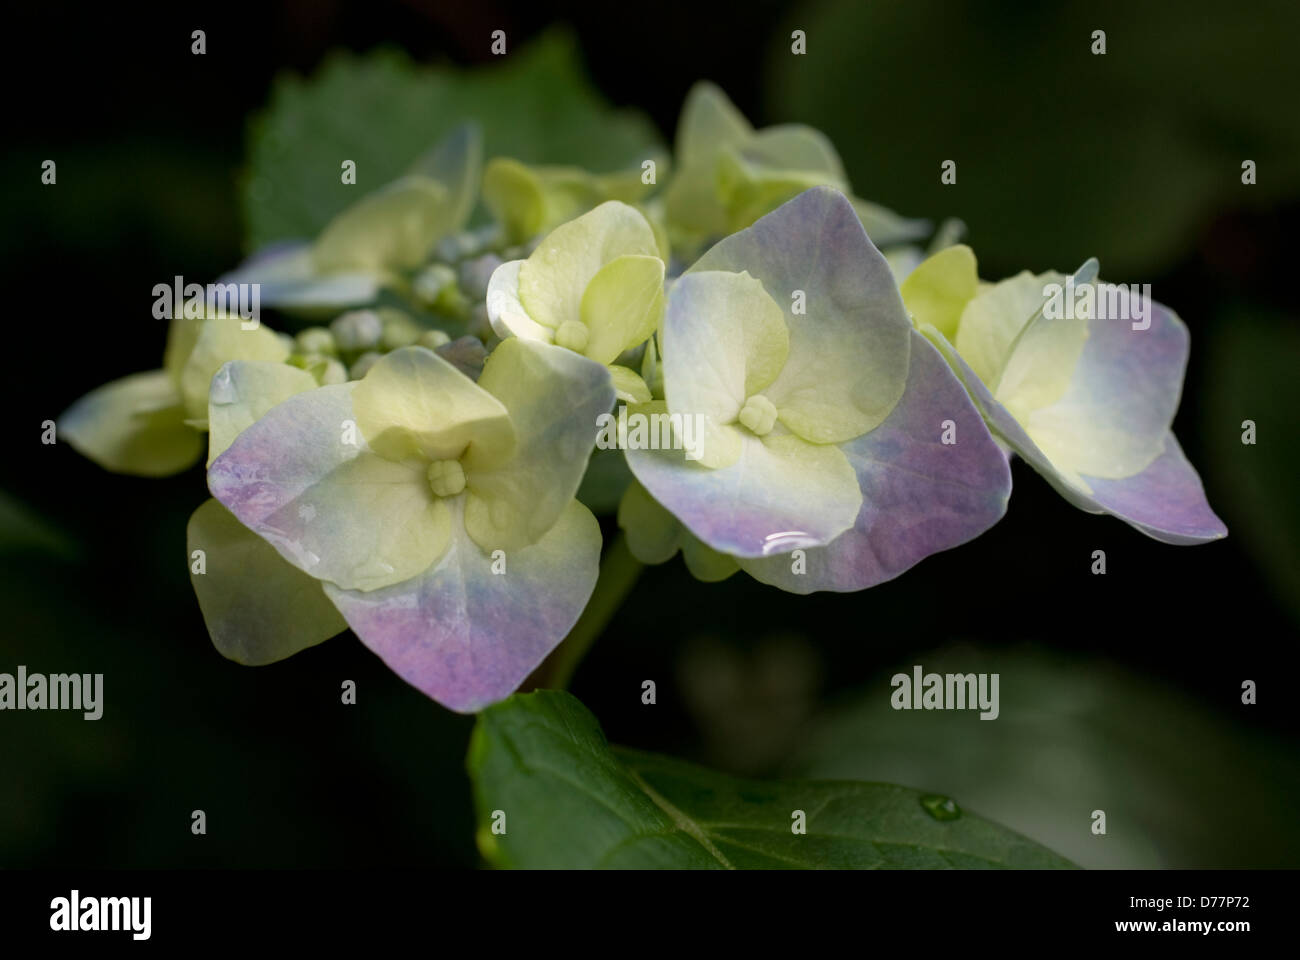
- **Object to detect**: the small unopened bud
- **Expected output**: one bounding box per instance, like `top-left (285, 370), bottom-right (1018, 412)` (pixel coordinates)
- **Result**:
top-left (330, 310), bottom-right (383, 352)
top-left (379, 310), bottom-right (421, 350)
top-left (316, 358), bottom-right (349, 385)
top-left (296, 326), bottom-right (337, 356)
top-left (417, 329), bottom-right (452, 350)
top-left (289, 353), bottom-right (349, 385)
top-left (413, 264), bottom-right (458, 305)
top-left (349, 351), bottom-right (383, 380)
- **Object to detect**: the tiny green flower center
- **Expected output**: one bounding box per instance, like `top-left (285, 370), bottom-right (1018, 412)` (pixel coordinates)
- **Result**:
top-left (738, 394), bottom-right (778, 436)
top-left (427, 459), bottom-right (466, 498)
top-left (555, 320), bottom-right (589, 353)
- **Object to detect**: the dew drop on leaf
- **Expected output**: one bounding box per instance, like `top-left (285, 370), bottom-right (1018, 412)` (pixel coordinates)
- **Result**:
top-left (920, 794), bottom-right (961, 821)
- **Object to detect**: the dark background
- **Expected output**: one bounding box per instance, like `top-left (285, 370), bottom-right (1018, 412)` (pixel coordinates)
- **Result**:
top-left (2, 0), bottom-right (1298, 869)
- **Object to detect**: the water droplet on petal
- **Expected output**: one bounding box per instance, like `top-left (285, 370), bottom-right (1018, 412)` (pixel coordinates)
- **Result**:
top-left (761, 530), bottom-right (811, 555)
top-left (920, 794), bottom-right (961, 821)
top-left (210, 366), bottom-right (237, 405)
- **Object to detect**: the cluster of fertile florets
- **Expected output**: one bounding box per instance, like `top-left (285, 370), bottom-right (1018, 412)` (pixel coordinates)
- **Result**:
top-left (60, 84), bottom-right (1224, 712)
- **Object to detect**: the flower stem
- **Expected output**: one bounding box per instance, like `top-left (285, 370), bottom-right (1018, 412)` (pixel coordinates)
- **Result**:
top-left (541, 532), bottom-right (643, 690)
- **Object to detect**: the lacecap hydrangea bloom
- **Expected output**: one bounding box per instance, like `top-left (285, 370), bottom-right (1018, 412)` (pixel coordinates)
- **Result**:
top-left (55, 70), bottom-right (1226, 718)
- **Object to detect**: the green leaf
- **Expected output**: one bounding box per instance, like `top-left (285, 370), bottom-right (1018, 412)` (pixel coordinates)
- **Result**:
top-left (468, 690), bottom-right (1075, 869)
top-left (787, 648), bottom-right (1300, 868)
top-left (242, 30), bottom-right (663, 250)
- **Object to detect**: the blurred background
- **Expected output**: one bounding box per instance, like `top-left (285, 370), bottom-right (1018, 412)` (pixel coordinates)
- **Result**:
top-left (2, 0), bottom-right (1298, 869)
